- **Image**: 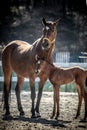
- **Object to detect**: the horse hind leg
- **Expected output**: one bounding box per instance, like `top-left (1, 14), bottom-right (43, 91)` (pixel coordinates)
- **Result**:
top-left (81, 80), bottom-right (87, 120)
top-left (50, 94), bottom-right (56, 119)
top-left (3, 72), bottom-right (12, 116)
top-left (15, 76), bottom-right (24, 116)
top-left (83, 91), bottom-right (87, 120)
top-left (50, 86), bottom-right (57, 119)
top-left (75, 83), bottom-right (83, 119)
top-left (55, 86), bottom-right (60, 120)
top-left (84, 78), bottom-right (87, 120)
top-left (77, 83), bottom-right (87, 120)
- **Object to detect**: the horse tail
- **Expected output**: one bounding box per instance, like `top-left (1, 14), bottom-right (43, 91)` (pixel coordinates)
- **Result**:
top-left (85, 71), bottom-right (87, 88)
top-left (85, 78), bottom-right (87, 87)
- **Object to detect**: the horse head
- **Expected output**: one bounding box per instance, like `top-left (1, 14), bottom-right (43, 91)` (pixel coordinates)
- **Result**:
top-left (41, 17), bottom-right (60, 50)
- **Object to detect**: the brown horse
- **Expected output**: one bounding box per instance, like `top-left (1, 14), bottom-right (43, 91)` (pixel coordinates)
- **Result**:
top-left (36, 59), bottom-right (87, 120)
top-left (2, 18), bottom-right (59, 118)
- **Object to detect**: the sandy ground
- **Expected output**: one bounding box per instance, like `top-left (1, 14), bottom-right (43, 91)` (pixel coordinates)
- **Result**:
top-left (0, 91), bottom-right (87, 130)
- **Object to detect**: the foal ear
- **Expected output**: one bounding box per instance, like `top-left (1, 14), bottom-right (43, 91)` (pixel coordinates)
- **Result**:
top-left (53, 18), bottom-right (61, 26)
top-left (42, 17), bottom-right (47, 26)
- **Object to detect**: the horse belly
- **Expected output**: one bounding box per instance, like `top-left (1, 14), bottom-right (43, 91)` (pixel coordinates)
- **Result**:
top-left (60, 73), bottom-right (74, 85)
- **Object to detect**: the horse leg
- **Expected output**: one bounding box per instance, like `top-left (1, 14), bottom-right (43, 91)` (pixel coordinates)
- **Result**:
top-left (30, 78), bottom-right (36, 118)
top-left (35, 78), bottom-right (47, 117)
top-left (50, 86), bottom-right (57, 119)
top-left (75, 83), bottom-right (83, 118)
top-left (80, 85), bottom-right (87, 120)
top-left (55, 85), bottom-right (60, 120)
top-left (83, 91), bottom-right (87, 120)
top-left (3, 72), bottom-right (12, 116)
top-left (15, 76), bottom-right (24, 116)
top-left (84, 78), bottom-right (87, 120)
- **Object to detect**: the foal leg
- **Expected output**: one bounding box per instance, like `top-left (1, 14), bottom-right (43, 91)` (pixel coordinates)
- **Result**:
top-left (35, 78), bottom-right (47, 117)
top-left (55, 85), bottom-right (60, 120)
top-left (51, 86), bottom-right (56, 119)
top-left (15, 76), bottom-right (24, 116)
top-left (75, 83), bottom-right (83, 118)
top-left (83, 91), bottom-right (87, 120)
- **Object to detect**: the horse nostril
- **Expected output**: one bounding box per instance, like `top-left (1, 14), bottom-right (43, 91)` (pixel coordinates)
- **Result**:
top-left (35, 70), bottom-right (39, 74)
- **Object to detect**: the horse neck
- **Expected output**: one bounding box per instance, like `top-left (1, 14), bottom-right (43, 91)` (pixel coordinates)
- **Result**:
top-left (44, 61), bottom-right (56, 75)
top-left (32, 36), bottom-right (55, 62)
top-left (42, 44), bottom-right (55, 62)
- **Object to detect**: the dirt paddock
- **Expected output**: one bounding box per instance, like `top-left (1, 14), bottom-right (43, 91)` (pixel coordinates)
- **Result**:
top-left (0, 91), bottom-right (87, 130)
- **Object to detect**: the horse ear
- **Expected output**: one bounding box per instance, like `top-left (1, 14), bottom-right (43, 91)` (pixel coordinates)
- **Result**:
top-left (42, 17), bottom-right (47, 26)
top-left (53, 18), bottom-right (61, 26)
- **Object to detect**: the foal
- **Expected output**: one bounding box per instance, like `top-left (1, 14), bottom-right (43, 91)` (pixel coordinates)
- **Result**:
top-left (36, 59), bottom-right (87, 120)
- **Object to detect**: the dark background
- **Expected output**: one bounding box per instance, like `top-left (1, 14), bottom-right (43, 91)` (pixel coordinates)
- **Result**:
top-left (0, 0), bottom-right (87, 52)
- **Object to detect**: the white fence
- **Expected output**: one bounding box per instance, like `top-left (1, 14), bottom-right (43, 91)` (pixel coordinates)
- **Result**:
top-left (54, 52), bottom-right (87, 63)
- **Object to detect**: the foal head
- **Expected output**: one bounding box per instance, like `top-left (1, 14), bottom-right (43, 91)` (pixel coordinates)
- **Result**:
top-left (41, 17), bottom-right (60, 50)
top-left (35, 55), bottom-right (54, 75)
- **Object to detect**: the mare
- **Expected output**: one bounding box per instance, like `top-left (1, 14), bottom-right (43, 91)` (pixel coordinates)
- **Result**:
top-left (36, 59), bottom-right (87, 120)
top-left (2, 18), bottom-right (59, 118)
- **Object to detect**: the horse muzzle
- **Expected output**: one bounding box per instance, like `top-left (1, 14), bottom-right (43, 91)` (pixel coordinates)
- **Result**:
top-left (42, 41), bottom-right (50, 50)
top-left (42, 38), bottom-right (55, 50)
top-left (35, 69), bottom-right (40, 75)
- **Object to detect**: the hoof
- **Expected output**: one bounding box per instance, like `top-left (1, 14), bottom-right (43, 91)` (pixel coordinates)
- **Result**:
top-left (31, 114), bottom-right (37, 118)
top-left (5, 111), bottom-right (10, 116)
top-left (74, 116), bottom-right (78, 119)
top-left (31, 113), bottom-right (41, 118)
top-left (50, 116), bottom-right (54, 119)
top-left (55, 116), bottom-right (58, 120)
top-left (3, 114), bottom-right (13, 120)
top-left (20, 111), bottom-right (25, 116)
top-left (36, 112), bottom-right (41, 118)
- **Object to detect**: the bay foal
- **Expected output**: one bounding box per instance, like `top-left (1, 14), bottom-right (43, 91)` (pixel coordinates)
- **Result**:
top-left (2, 18), bottom-right (59, 118)
top-left (36, 59), bottom-right (87, 120)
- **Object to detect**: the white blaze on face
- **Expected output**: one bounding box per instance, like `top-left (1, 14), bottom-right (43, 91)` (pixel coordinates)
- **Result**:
top-left (46, 26), bottom-right (50, 30)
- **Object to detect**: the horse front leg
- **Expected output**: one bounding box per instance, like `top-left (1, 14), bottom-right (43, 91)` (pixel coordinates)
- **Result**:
top-left (30, 78), bottom-right (36, 118)
top-left (15, 76), bottom-right (24, 116)
top-left (35, 78), bottom-right (47, 117)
